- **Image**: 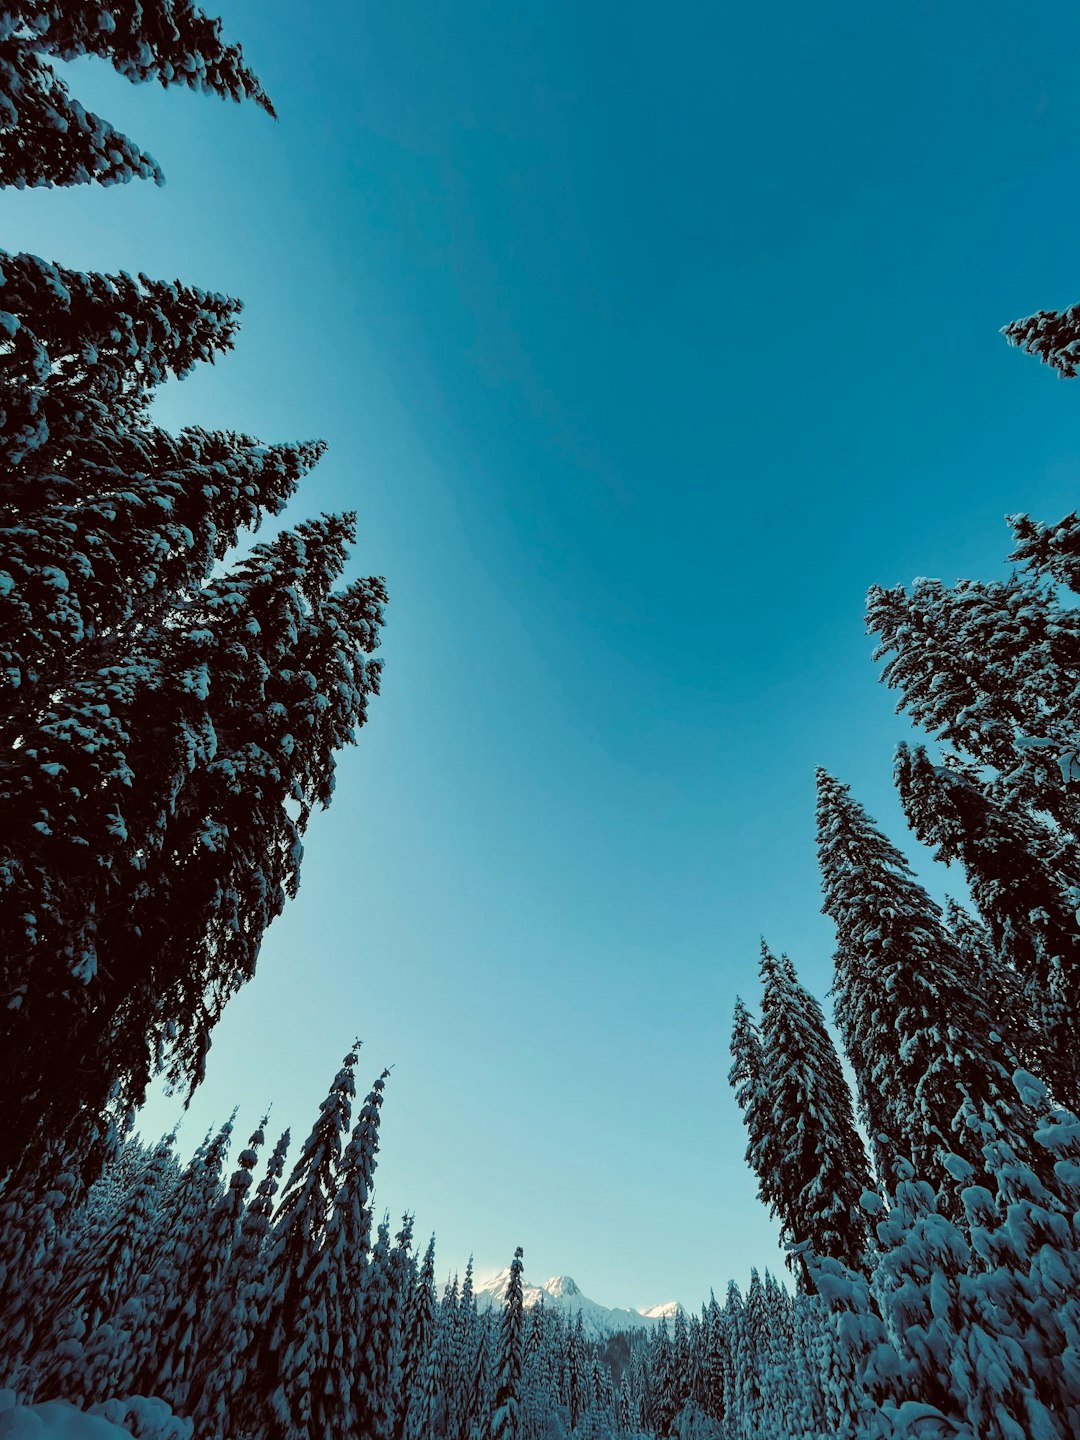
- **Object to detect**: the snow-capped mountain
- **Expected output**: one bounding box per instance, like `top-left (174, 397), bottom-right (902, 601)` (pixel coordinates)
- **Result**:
top-left (474, 1271), bottom-right (682, 1341)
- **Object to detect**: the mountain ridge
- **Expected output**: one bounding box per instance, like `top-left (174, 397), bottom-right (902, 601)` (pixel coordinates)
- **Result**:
top-left (474, 1271), bottom-right (683, 1341)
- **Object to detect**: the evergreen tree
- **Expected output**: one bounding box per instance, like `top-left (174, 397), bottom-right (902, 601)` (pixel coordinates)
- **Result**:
top-left (866, 574), bottom-right (1080, 833)
top-left (1008, 505), bottom-right (1080, 592)
top-left (2, 500), bottom-right (386, 1189)
top-left (49, 1116), bottom-right (233, 1405)
top-left (728, 997), bottom-right (781, 1225)
top-left (135, 1115), bottom-right (249, 1406)
top-left (34, 1132), bottom-right (175, 1360)
top-left (0, 246), bottom-right (388, 1191)
top-left (240, 1047), bottom-right (358, 1440)
top-left (1002, 299), bottom-right (1080, 377)
top-left (400, 1233), bottom-right (438, 1440)
top-left (306, 1068), bottom-right (389, 1440)
top-left (648, 1319), bottom-right (676, 1439)
top-left (188, 1125), bottom-right (290, 1440)
top-left (354, 1213), bottom-right (411, 1440)
top-left (489, 1247), bottom-right (525, 1440)
top-left (816, 768), bottom-right (1033, 1195)
top-left (895, 742), bottom-right (1078, 1105)
top-left (570, 1309), bottom-right (590, 1434)
top-left (0, 0), bottom-right (273, 189)
top-left (756, 943), bottom-right (873, 1280)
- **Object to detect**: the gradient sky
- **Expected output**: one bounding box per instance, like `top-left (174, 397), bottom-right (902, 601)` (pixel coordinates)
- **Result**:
top-left (10, 0), bottom-right (1080, 1309)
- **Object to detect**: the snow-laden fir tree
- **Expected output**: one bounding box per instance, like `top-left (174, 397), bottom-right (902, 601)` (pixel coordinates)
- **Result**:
top-left (302, 1069), bottom-right (389, 1440)
top-left (895, 742), bottom-right (1078, 1106)
top-left (400, 1233), bottom-right (439, 1440)
top-left (816, 768), bottom-right (1036, 1197)
top-left (754, 944), bottom-right (873, 1280)
top-left (866, 573), bottom-right (1080, 835)
top-left (1002, 298), bottom-right (1080, 377)
top-left (187, 1125), bottom-right (290, 1440)
top-left (489, 1244), bottom-right (524, 1440)
top-left (149, 1116), bottom-right (260, 1408)
top-left (66, 1116), bottom-right (234, 1405)
top-left (2, 480), bottom-right (385, 1193)
top-left (727, 998), bottom-right (781, 1224)
top-left (2, 109), bottom-right (386, 1192)
top-left (242, 1047), bottom-right (358, 1440)
top-left (0, 0), bottom-right (273, 189)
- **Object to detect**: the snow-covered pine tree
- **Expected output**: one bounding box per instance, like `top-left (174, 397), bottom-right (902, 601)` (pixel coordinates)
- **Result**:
top-left (305, 1069), bottom-right (389, 1440)
top-left (187, 1125), bottom-right (291, 1440)
top-left (45, 1115), bottom-right (233, 1405)
top-left (565, 1308), bottom-right (589, 1435)
top-left (944, 897), bottom-right (1036, 1062)
top-left (1002, 298), bottom-right (1080, 377)
top-left (5, 1131), bottom-right (174, 1384)
top-left (0, 1137), bottom-right (82, 1389)
top-left (153, 1116), bottom-right (265, 1411)
top-left (0, 247), bottom-right (387, 1191)
top-left (700, 1293), bottom-right (727, 1428)
top-left (2, 515), bottom-right (385, 1192)
top-left (400, 1233), bottom-right (439, 1440)
top-left (1008, 506), bottom-right (1080, 592)
top-left (866, 574), bottom-right (1080, 834)
top-left (816, 768), bottom-right (1034, 1198)
top-left (489, 1247), bottom-right (525, 1440)
top-left (895, 742), bottom-right (1078, 1107)
top-left (728, 997), bottom-right (782, 1230)
top-left (353, 1214), bottom-right (408, 1440)
top-left (756, 943), bottom-right (874, 1282)
top-left (647, 1318), bottom-right (676, 1439)
top-left (239, 1048), bottom-right (358, 1440)
top-left (443, 1255), bottom-right (476, 1440)
top-left (0, 0), bottom-right (273, 189)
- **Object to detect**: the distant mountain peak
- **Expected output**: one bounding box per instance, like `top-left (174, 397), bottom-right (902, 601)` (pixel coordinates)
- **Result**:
top-left (543, 1275), bottom-right (580, 1298)
top-left (474, 1269), bottom-right (682, 1341)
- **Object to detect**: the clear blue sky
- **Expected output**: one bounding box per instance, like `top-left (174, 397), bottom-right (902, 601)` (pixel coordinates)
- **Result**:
top-left (11, 0), bottom-right (1080, 1308)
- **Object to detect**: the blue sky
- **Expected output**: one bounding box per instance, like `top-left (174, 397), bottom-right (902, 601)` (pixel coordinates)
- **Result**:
top-left (11, 0), bottom-right (1080, 1307)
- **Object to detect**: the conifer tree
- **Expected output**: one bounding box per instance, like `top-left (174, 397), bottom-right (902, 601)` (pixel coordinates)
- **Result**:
top-left (240, 1047), bottom-right (358, 1440)
top-left (490, 1247), bottom-right (525, 1440)
top-left (32, 1131), bottom-right (175, 1362)
top-left (1008, 506), bottom-right (1080, 592)
top-left (1002, 299), bottom-right (1080, 377)
top-left (866, 574), bottom-right (1080, 832)
top-left (354, 1214), bottom-right (410, 1440)
top-left (895, 742), bottom-right (1078, 1106)
top-left (0, 245), bottom-right (388, 1191)
top-left (48, 1116), bottom-right (233, 1405)
top-left (816, 768), bottom-right (1033, 1193)
top-left (756, 943), bottom-right (873, 1280)
top-left (400, 1233), bottom-right (439, 1440)
top-left (728, 998), bottom-right (781, 1222)
top-left (304, 1069), bottom-right (389, 1440)
top-left (2, 500), bottom-right (386, 1188)
top-left (188, 1126), bottom-right (290, 1440)
top-left (0, 0), bottom-right (273, 189)
top-left (140, 1115), bottom-right (254, 1409)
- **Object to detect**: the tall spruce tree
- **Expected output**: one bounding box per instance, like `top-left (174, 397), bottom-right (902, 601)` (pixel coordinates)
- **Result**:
top-left (306, 1069), bottom-right (389, 1440)
top-left (895, 742), bottom-right (1077, 1105)
top-left (816, 768), bottom-right (1033, 1193)
top-left (400, 1233), bottom-right (438, 1440)
top-left (241, 1047), bottom-right (358, 1440)
top-left (0, 0), bottom-right (273, 189)
top-left (2, 50), bottom-right (386, 1192)
top-left (728, 997), bottom-right (781, 1224)
top-left (756, 943), bottom-right (873, 1280)
top-left (866, 573), bottom-right (1080, 836)
top-left (188, 1125), bottom-right (291, 1440)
